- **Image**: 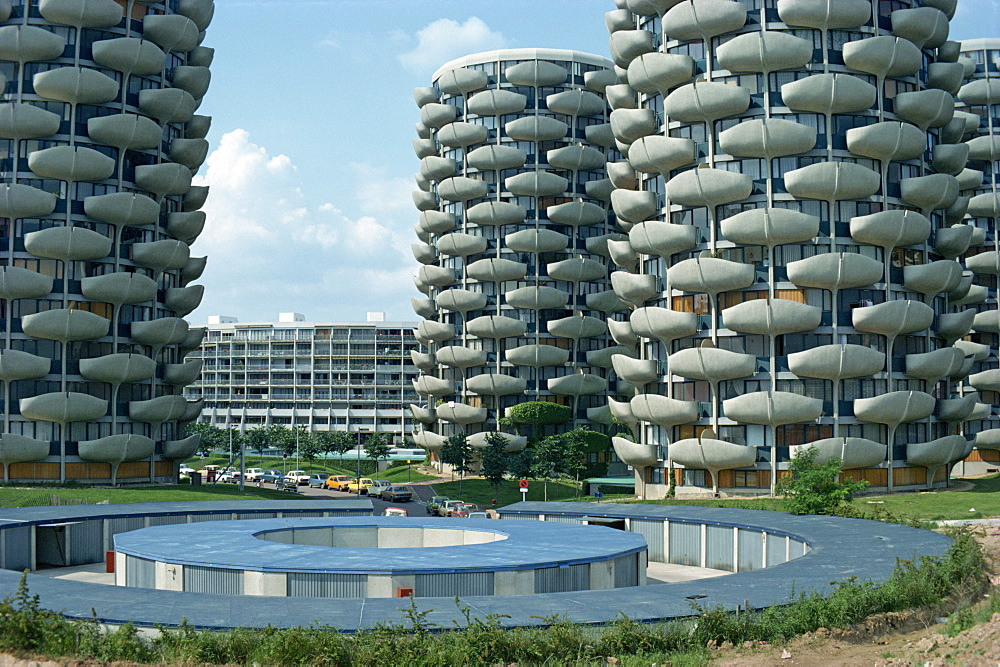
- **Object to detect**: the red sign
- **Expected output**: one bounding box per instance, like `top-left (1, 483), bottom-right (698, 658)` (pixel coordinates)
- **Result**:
top-left (518, 479), bottom-right (529, 490)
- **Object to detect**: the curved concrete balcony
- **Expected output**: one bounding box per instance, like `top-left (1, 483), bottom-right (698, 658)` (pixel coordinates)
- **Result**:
top-left (135, 163), bottom-right (193, 197)
top-left (33, 66), bottom-right (118, 104)
top-left (84, 191), bottom-right (159, 226)
top-left (628, 221), bottom-right (696, 260)
top-left (717, 30), bottom-right (812, 73)
top-left (611, 355), bottom-right (658, 385)
top-left (78, 434), bottom-right (154, 467)
top-left (585, 122), bottom-right (616, 149)
top-left (416, 265), bottom-right (455, 288)
top-left (467, 90), bottom-right (527, 116)
top-left (418, 156), bottom-right (455, 182)
top-left (466, 258), bottom-right (527, 283)
top-left (181, 254), bottom-right (206, 286)
top-left (846, 121), bottom-right (925, 162)
top-left (467, 373), bottom-right (527, 397)
top-left (418, 210), bottom-right (456, 235)
top-left (977, 430), bottom-right (1000, 448)
top-left (162, 434), bottom-right (200, 460)
top-left (906, 435), bottom-right (972, 485)
top-left (586, 232), bottom-right (628, 258)
top-left (722, 391), bottom-right (823, 427)
top-left (21, 391), bottom-right (107, 423)
top-left (611, 189), bottom-right (657, 224)
top-left (129, 395), bottom-right (188, 424)
top-left (163, 359), bottom-right (203, 386)
top-left (607, 318), bottom-right (638, 348)
top-left (843, 35), bottom-right (921, 78)
top-left (412, 376), bottom-right (454, 398)
top-left (626, 52), bottom-right (693, 97)
top-left (130, 317), bottom-right (189, 348)
top-left (627, 135), bottom-right (695, 176)
top-left (438, 176), bottom-right (488, 202)
top-left (505, 115), bottom-right (568, 142)
top-left (948, 198), bottom-right (974, 227)
top-left (0, 265), bottom-right (53, 300)
top-left (547, 314), bottom-right (607, 340)
top-left (667, 167), bottom-right (753, 208)
top-left (92, 36), bottom-right (165, 75)
top-left (416, 320), bottom-right (453, 344)
top-left (21, 309), bottom-right (109, 343)
top-left (967, 135), bottom-right (1000, 162)
top-left (609, 108), bottom-right (656, 143)
top-left (969, 369), bottom-right (1000, 393)
top-left (968, 194), bottom-right (1000, 221)
top-left (586, 178), bottom-right (615, 202)
top-left (169, 136), bottom-right (210, 170)
top-left (168, 211), bottom-right (206, 244)
top-left (900, 173), bottom-right (959, 212)
top-left (0, 434), bottom-right (49, 468)
top-left (545, 200), bottom-right (606, 227)
top-left (164, 284), bottom-right (204, 317)
top-left (0, 24), bottom-right (65, 62)
top-left (545, 89), bottom-right (605, 117)
top-left (891, 6), bottom-right (949, 49)
top-left (410, 297), bottom-right (435, 320)
top-left (955, 340), bottom-right (990, 362)
top-left (788, 344), bottom-right (884, 381)
top-left (505, 171), bottom-right (568, 197)
top-left (586, 345), bottom-right (634, 369)
top-left (467, 200), bottom-right (526, 227)
top-left (179, 327), bottom-right (205, 356)
top-left (467, 431), bottom-right (527, 452)
top-left (436, 346), bottom-right (487, 369)
top-left (606, 161), bottom-right (637, 189)
top-left (669, 347), bottom-right (755, 382)
top-left (630, 307), bottom-right (697, 344)
top-left (409, 404), bottom-right (436, 423)
top-left (611, 437), bottom-right (657, 468)
top-left (467, 315), bottom-right (527, 340)
top-left (414, 121), bottom-right (430, 140)
top-left (142, 12), bottom-right (199, 51)
top-left (937, 309), bottom-right (976, 342)
top-left (721, 298), bottom-right (821, 336)
top-left (437, 289), bottom-right (487, 313)
top-left (0, 349), bottom-right (50, 382)
top-left (414, 430), bottom-right (447, 452)
top-left (437, 67), bottom-right (487, 95)
top-left (418, 103), bottom-right (456, 129)
top-left (138, 87), bottom-right (197, 125)
top-left (781, 72), bottom-right (877, 114)
top-left (950, 356), bottom-right (975, 382)
top-left (778, 0), bottom-right (870, 29)
top-left (86, 113), bottom-right (160, 150)
top-left (587, 289), bottom-right (629, 313)
top-left (663, 0), bottom-right (746, 40)
top-left (409, 350), bottom-right (435, 372)
top-left (958, 78), bottom-right (1000, 106)
top-left (609, 29), bottom-right (654, 68)
top-left (504, 60), bottom-right (567, 87)
top-left (28, 145), bottom-right (115, 182)
top-left (131, 239), bottom-right (190, 272)
top-left (852, 300), bottom-right (933, 337)
top-left (547, 145), bottom-right (606, 172)
top-left (784, 161), bottom-right (880, 201)
top-left (670, 436), bottom-right (758, 493)
top-left (467, 145), bottom-right (526, 171)
top-left (611, 271), bottom-right (658, 305)
top-left (412, 138), bottom-right (436, 158)
top-left (436, 402), bottom-right (488, 425)
top-left (719, 117), bottom-right (816, 159)
top-left (0, 183), bottom-right (56, 221)
top-left (24, 226), bottom-right (110, 262)
top-left (437, 233), bottom-right (487, 257)
top-left (587, 404), bottom-right (614, 425)
top-left (854, 391), bottom-right (936, 428)
top-left (789, 437), bottom-right (885, 469)
top-left (905, 347), bottom-right (965, 382)
top-left (667, 256), bottom-right (754, 295)
top-left (505, 228), bottom-right (568, 254)
top-left (851, 209), bottom-right (930, 250)
top-left (720, 207), bottom-right (818, 247)
top-left (786, 252), bottom-right (883, 291)
top-left (606, 240), bottom-right (637, 272)
top-left (609, 397), bottom-right (639, 431)
top-left (935, 226), bottom-right (975, 261)
top-left (932, 142), bottom-right (970, 175)
top-left (973, 310), bottom-right (999, 335)
top-left (893, 89), bottom-right (954, 129)
top-left (505, 344), bottom-right (569, 368)
top-left (172, 64), bottom-right (211, 98)
top-left (949, 273), bottom-right (977, 303)
top-left (548, 372), bottom-right (608, 398)
top-left (664, 80), bottom-right (750, 123)
top-left (903, 260), bottom-right (963, 299)
top-left (630, 394), bottom-right (698, 429)
top-left (505, 285), bottom-right (569, 310)
top-left (547, 257), bottom-right (606, 284)
top-left (79, 353), bottom-right (155, 384)
top-left (937, 392), bottom-right (978, 424)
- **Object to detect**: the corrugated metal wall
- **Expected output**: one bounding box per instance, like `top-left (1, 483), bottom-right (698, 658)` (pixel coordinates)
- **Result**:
top-left (534, 563), bottom-right (589, 593)
top-left (705, 525), bottom-right (734, 571)
top-left (69, 520), bottom-right (104, 565)
top-left (189, 513), bottom-right (226, 522)
top-left (285, 511), bottom-right (323, 518)
top-left (146, 515), bottom-right (187, 527)
top-left (415, 571), bottom-right (494, 597)
top-left (668, 522), bottom-right (701, 567)
top-left (737, 528), bottom-right (764, 572)
top-left (789, 539), bottom-right (807, 559)
top-left (236, 512), bottom-right (276, 520)
top-left (613, 554), bottom-right (638, 588)
top-left (630, 519), bottom-right (664, 562)
top-left (35, 526), bottom-right (67, 567)
top-left (766, 534), bottom-right (787, 566)
top-left (125, 556), bottom-right (155, 588)
top-left (543, 515), bottom-right (579, 524)
top-left (497, 513), bottom-right (536, 521)
top-left (3, 526), bottom-right (31, 571)
top-left (287, 572), bottom-right (367, 598)
top-left (106, 517), bottom-right (145, 549)
top-left (184, 565), bottom-right (244, 595)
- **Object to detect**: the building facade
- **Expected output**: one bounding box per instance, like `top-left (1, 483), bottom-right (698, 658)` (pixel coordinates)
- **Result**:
top-left (0, 0), bottom-right (214, 484)
top-left (409, 48), bottom-right (630, 457)
top-left (602, 0), bottom-right (992, 496)
top-left (183, 314), bottom-right (421, 445)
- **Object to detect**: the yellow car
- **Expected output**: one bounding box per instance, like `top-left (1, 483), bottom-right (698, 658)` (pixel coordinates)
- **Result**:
top-left (324, 475), bottom-right (352, 491)
top-left (345, 478), bottom-right (374, 494)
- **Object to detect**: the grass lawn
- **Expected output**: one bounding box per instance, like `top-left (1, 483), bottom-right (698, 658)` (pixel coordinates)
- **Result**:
top-left (428, 477), bottom-right (585, 507)
top-left (0, 483), bottom-right (302, 509)
top-left (183, 454), bottom-right (435, 483)
top-left (861, 474), bottom-right (1000, 522)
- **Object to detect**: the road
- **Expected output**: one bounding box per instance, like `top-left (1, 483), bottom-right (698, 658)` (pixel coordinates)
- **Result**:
top-left (254, 481), bottom-right (438, 517)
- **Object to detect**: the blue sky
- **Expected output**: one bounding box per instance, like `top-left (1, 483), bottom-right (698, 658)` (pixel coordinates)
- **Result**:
top-left (186, 0), bottom-right (1000, 325)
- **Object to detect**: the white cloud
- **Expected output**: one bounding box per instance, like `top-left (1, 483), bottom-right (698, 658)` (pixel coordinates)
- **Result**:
top-left (189, 130), bottom-right (418, 323)
top-left (397, 17), bottom-right (507, 74)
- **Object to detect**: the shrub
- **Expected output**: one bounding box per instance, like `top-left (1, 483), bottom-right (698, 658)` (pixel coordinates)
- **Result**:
top-left (777, 446), bottom-right (869, 515)
top-left (508, 401), bottom-right (571, 426)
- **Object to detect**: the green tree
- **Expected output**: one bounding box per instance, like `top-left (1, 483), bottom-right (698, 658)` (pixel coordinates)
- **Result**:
top-left (185, 422), bottom-right (227, 456)
top-left (244, 426), bottom-right (268, 465)
top-left (364, 432), bottom-right (392, 474)
top-left (776, 446), bottom-right (869, 515)
top-left (440, 432), bottom-right (474, 493)
top-left (479, 432), bottom-right (510, 506)
top-left (295, 426), bottom-right (321, 461)
top-left (507, 400), bottom-right (572, 438)
top-left (316, 430), bottom-right (353, 458)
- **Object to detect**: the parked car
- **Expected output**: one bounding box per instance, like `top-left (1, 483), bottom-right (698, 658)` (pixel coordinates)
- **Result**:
top-left (324, 475), bottom-right (353, 491)
top-left (467, 511), bottom-right (491, 519)
top-left (259, 470), bottom-right (284, 484)
top-left (451, 503), bottom-right (479, 517)
top-left (178, 465), bottom-right (195, 476)
top-left (218, 469), bottom-right (242, 483)
top-left (380, 486), bottom-right (412, 502)
top-left (367, 480), bottom-right (393, 496)
top-left (243, 468), bottom-right (265, 481)
top-left (437, 499), bottom-right (465, 517)
top-left (284, 470), bottom-right (310, 485)
top-left (306, 473), bottom-right (328, 488)
top-left (345, 478), bottom-right (374, 494)
top-left (383, 507), bottom-right (409, 517)
top-left (426, 496), bottom-right (449, 514)
top-left (276, 477), bottom-right (299, 493)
